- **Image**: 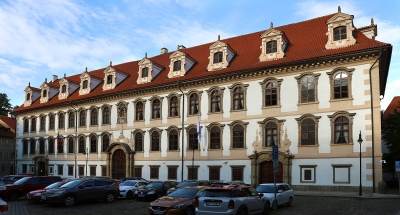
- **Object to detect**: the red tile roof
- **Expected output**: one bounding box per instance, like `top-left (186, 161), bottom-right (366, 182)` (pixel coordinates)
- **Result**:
top-left (383, 96), bottom-right (400, 118)
top-left (0, 116), bottom-right (16, 136)
top-left (14, 13), bottom-right (390, 113)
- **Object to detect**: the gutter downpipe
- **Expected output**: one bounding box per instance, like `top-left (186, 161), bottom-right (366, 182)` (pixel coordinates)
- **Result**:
top-left (368, 47), bottom-right (381, 193)
top-left (177, 82), bottom-right (184, 182)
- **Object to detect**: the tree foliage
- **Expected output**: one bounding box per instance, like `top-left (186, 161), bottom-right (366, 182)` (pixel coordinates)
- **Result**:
top-left (0, 93), bottom-right (13, 116)
top-left (381, 103), bottom-right (400, 173)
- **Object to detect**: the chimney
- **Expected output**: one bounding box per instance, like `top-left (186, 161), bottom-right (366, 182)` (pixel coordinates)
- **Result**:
top-left (160, 47), bottom-right (168, 55)
top-left (177, 45), bottom-right (186, 50)
top-left (52, 75), bottom-right (58, 82)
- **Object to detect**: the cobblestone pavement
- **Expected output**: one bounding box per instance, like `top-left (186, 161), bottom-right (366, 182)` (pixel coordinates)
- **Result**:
top-left (7, 196), bottom-right (400, 215)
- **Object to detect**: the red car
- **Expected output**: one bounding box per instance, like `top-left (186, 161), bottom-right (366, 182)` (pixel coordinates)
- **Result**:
top-left (26, 181), bottom-right (67, 203)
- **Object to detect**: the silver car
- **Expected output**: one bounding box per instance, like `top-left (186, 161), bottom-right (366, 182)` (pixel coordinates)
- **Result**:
top-left (118, 180), bottom-right (148, 199)
top-left (255, 183), bottom-right (294, 210)
top-left (195, 185), bottom-right (270, 215)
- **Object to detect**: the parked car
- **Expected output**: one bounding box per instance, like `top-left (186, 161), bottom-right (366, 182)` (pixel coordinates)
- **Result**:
top-left (0, 175), bottom-right (28, 185)
top-left (209, 180), bottom-right (249, 187)
top-left (119, 177), bottom-right (148, 182)
top-left (134, 181), bottom-right (177, 201)
top-left (166, 180), bottom-right (210, 195)
top-left (41, 178), bottom-right (119, 207)
top-left (26, 180), bottom-right (70, 203)
top-left (0, 176), bottom-right (62, 201)
top-left (118, 180), bottom-right (148, 199)
top-left (255, 183), bottom-right (294, 210)
top-left (195, 185), bottom-right (270, 215)
top-left (149, 186), bottom-right (205, 215)
top-left (0, 198), bottom-right (8, 215)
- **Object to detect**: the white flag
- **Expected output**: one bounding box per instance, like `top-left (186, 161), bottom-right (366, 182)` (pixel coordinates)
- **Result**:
top-left (197, 117), bottom-right (201, 143)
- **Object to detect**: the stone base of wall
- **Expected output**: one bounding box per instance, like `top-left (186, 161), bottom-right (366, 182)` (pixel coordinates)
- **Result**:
top-left (291, 185), bottom-right (373, 194)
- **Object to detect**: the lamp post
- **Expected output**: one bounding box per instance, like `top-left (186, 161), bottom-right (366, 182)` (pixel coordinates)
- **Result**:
top-left (357, 131), bottom-right (363, 196)
top-left (70, 101), bottom-right (78, 178)
top-left (82, 147), bottom-right (88, 176)
top-left (177, 82), bottom-right (184, 182)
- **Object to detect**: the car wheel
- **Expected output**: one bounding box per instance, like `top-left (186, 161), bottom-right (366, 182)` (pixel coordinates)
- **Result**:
top-left (64, 195), bottom-right (76, 207)
top-left (272, 200), bottom-right (278, 211)
top-left (105, 193), bottom-right (115, 203)
top-left (126, 191), bottom-right (133, 200)
top-left (6, 191), bottom-right (21, 201)
top-left (185, 206), bottom-right (195, 215)
top-left (263, 203), bottom-right (270, 215)
top-left (236, 208), bottom-right (248, 215)
top-left (287, 197), bottom-right (293, 207)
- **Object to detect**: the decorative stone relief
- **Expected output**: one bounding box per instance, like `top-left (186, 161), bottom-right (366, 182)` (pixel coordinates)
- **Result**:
top-left (282, 127), bottom-right (292, 153)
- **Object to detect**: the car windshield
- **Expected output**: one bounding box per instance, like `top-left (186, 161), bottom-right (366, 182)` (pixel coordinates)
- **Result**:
top-left (13, 177), bottom-right (31, 185)
top-left (203, 189), bottom-right (232, 197)
top-left (60, 180), bottom-right (83, 188)
top-left (168, 188), bottom-right (200, 198)
top-left (176, 181), bottom-right (197, 188)
top-left (45, 181), bottom-right (64, 189)
top-left (145, 182), bottom-right (163, 189)
top-left (120, 181), bottom-right (137, 186)
top-left (255, 185), bottom-right (275, 193)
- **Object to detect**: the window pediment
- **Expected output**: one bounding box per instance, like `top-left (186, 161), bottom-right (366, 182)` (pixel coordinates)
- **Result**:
top-left (207, 38), bottom-right (236, 71)
top-left (80, 69), bottom-right (102, 95)
top-left (259, 26), bottom-right (288, 62)
top-left (24, 84), bottom-right (40, 107)
top-left (325, 8), bottom-right (356, 49)
top-left (137, 56), bottom-right (163, 84)
top-left (102, 63), bottom-right (129, 91)
top-left (39, 81), bottom-right (58, 104)
top-left (168, 51), bottom-right (196, 78)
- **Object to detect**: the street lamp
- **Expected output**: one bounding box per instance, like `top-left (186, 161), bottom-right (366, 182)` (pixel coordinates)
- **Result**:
top-left (70, 101), bottom-right (78, 178)
top-left (82, 147), bottom-right (88, 177)
top-left (357, 131), bottom-right (363, 196)
top-left (177, 82), bottom-right (184, 182)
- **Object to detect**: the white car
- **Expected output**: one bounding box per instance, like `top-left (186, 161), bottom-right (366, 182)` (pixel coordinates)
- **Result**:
top-left (0, 198), bottom-right (8, 215)
top-left (118, 180), bottom-right (148, 199)
top-left (255, 183), bottom-right (294, 210)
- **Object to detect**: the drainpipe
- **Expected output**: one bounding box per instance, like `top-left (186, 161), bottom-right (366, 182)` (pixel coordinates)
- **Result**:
top-left (368, 47), bottom-right (381, 193)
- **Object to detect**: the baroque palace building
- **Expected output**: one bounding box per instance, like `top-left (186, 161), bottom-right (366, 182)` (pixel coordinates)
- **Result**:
top-left (12, 8), bottom-right (392, 192)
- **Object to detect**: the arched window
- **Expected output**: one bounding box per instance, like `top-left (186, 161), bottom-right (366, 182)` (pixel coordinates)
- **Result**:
top-left (232, 87), bottom-right (244, 110)
top-left (210, 126), bottom-right (221, 149)
top-left (301, 76), bottom-right (315, 103)
top-left (210, 90), bottom-right (221, 113)
top-left (102, 135), bottom-right (109, 152)
top-left (40, 116), bottom-right (45, 131)
top-left (49, 115), bottom-right (55, 130)
top-left (59, 113), bottom-right (65, 129)
top-left (103, 107), bottom-right (110, 124)
top-left (301, 118), bottom-right (315, 145)
top-left (91, 109), bottom-right (98, 126)
top-left (265, 82), bottom-right (278, 106)
top-left (333, 26), bottom-right (347, 41)
top-left (135, 132), bottom-right (143, 152)
top-left (42, 90), bottom-right (47, 98)
top-left (189, 94), bottom-right (199, 115)
top-left (82, 80), bottom-right (88, 89)
top-left (30, 140), bottom-right (36, 155)
top-left (106, 75), bottom-right (113, 84)
top-left (136, 101), bottom-right (144, 120)
top-left (79, 110), bottom-right (86, 127)
top-left (31, 117), bottom-right (36, 132)
top-left (69, 112), bottom-right (75, 128)
top-left (48, 138), bottom-right (54, 154)
top-left (26, 93), bottom-right (30, 101)
top-left (168, 129), bottom-right (178, 151)
top-left (142, 68), bottom-right (149, 78)
top-left (333, 72), bottom-right (348, 99)
top-left (23, 119), bottom-right (29, 132)
top-left (188, 128), bottom-right (198, 150)
top-left (39, 139), bottom-right (45, 154)
top-left (334, 116), bottom-right (349, 144)
top-left (151, 131), bottom-right (160, 151)
top-left (173, 60), bottom-right (181, 71)
top-left (265, 122), bottom-right (277, 147)
top-left (90, 135), bottom-right (97, 153)
top-left (68, 137), bottom-right (74, 153)
top-left (266, 41), bottom-right (277, 53)
top-left (232, 125), bottom-right (244, 148)
top-left (61, 85), bottom-right (67, 93)
top-left (58, 137), bottom-right (64, 153)
top-left (78, 136), bottom-right (85, 153)
top-left (213, 52), bottom-right (223, 63)
top-left (169, 96), bottom-right (179, 117)
top-left (152, 99), bottom-right (161, 119)
top-left (23, 140), bottom-right (28, 154)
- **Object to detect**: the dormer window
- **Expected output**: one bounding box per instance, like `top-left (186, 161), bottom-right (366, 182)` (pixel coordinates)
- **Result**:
top-left (80, 69), bottom-right (101, 95)
top-left (137, 55), bottom-right (163, 84)
top-left (26, 93), bottom-right (30, 101)
top-left (213, 52), bottom-right (223, 63)
top-left (61, 85), bottom-right (66, 93)
top-left (173, 60), bottom-right (181, 71)
top-left (266, 41), bottom-right (277, 53)
top-left (333, 26), bottom-right (347, 41)
top-left (207, 37), bottom-right (236, 71)
top-left (106, 75), bottom-right (112, 84)
top-left (168, 51), bottom-right (195, 78)
top-left (142, 68), bottom-right (149, 77)
top-left (102, 64), bottom-right (128, 91)
top-left (42, 90), bottom-right (47, 98)
top-left (82, 80), bottom-right (88, 89)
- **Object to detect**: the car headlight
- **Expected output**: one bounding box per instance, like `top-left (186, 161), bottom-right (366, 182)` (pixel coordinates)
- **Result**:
top-left (172, 204), bottom-right (184, 209)
top-left (135, 190), bottom-right (138, 194)
top-left (55, 190), bottom-right (65, 194)
top-left (148, 191), bottom-right (155, 194)
top-left (33, 193), bottom-right (42, 196)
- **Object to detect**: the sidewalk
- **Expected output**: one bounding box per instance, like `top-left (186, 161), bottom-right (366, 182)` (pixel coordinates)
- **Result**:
top-left (295, 190), bottom-right (400, 199)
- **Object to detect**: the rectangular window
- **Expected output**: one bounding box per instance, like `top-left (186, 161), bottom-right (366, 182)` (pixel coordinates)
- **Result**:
top-left (49, 166), bottom-right (54, 175)
top-left (209, 167), bottom-right (220, 181)
top-left (332, 164), bottom-right (351, 184)
top-left (168, 167), bottom-right (177, 180)
top-left (58, 165), bottom-right (63, 175)
top-left (300, 165), bottom-right (316, 183)
top-left (134, 167), bottom-right (142, 177)
top-left (79, 166), bottom-right (84, 176)
top-left (68, 166), bottom-right (74, 176)
top-left (231, 167), bottom-right (244, 181)
top-left (188, 167), bottom-right (198, 180)
top-left (150, 166), bottom-right (159, 179)
top-left (90, 166), bottom-right (96, 176)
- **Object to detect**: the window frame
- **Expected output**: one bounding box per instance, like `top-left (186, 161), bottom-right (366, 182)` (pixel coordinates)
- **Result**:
top-left (206, 87), bottom-right (224, 114)
top-left (266, 40), bottom-right (277, 53)
top-left (150, 166), bottom-right (159, 179)
top-left (150, 130), bottom-right (160, 151)
top-left (206, 123), bottom-right (225, 150)
top-left (295, 73), bottom-right (320, 104)
top-left (102, 134), bottom-right (110, 152)
top-left (90, 135), bottom-right (97, 153)
top-left (106, 75), bottom-right (113, 84)
top-left (23, 118), bottom-right (29, 133)
top-left (213, 52), bottom-right (223, 64)
top-left (78, 136), bottom-right (85, 154)
top-left (68, 111), bottom-right (75, 128)
top-left (39, 139), bottom-right (45, 154)
top-left (168, 166), bottom-right (178, 180)
top-left (333, 26), bottom-right (347, 41)
top-left (189, 93), bottom-right (199, 115)
top-left (173, 60), bottom-right (181, 71)
top-left (169, 96), bottom-right (179, 117)
top-left (135, 101), bottom-right (145, 121)
top-left (328, 111), bottom-right (356, 144)
top-left (188, 166), bottom-right (198, 180)
top-left (90, 108), bottom-right (98, 126)
top-left (58, 113), bottom-right (65, 129)
top-left (68, 137), bottom-right (74, 153)
top-left (168, 129), bottom-right (179, 151)
top-left (231, 123), bottom-right (246, 149)
top-left (208, 166), bottom-right (221, 181)
top-left (327, 67), bottom-right (354, 100)
top-left (133, 130), bottom-right (144, 152)
top-left (295, 114), bottom-right (321, 146)
top-left (231, 166), bottom-right (244, 181)
top-left (31, 117), bottom-right (36, 132)
top-left (49, 115), bottom-right (55, 130)
top-left (260, 78), bottom-right (283, 108)
top-left (40, 116), bottom-right (46, 131)
top-left (79, 110), bottom-right (86, 127)
top-left (141, 67), bottom-right (149, 78)
top-left (300, 165), bottom-right (317, 183)
top-left (228, 83), bottom-right (248, 111)
top-left (102, 106), bottom-right (110, 125)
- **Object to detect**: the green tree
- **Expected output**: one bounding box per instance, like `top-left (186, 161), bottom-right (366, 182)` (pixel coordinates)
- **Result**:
top-left (381, 103), bottom-right (400, 175)
top-left (0, 93), bottom-right (13, 116)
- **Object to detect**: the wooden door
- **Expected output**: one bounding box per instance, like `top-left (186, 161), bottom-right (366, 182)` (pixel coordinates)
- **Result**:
top-left (38, 162), bottom-right (46, 176)
top-left (259, 161), bottom-right (283, 184)
top-left (112, 149), bottom-right (126, 179)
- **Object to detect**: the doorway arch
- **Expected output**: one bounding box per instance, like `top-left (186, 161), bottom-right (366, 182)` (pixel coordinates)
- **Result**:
top-left (112, 149), bottom-right (126, 179)
top-left (105, 142), bottom-right (135, 179)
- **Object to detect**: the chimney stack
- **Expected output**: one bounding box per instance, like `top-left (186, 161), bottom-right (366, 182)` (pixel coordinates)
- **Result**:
top-left (160, 47), bottom-right (168, 55)
top-left (52, 75), bottom-right (58, 82)
top-left (177, 45), bottom-right (186, 50)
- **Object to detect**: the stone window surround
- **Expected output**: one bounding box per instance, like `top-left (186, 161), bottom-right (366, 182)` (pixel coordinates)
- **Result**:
top-left (208, 166), bottom-right (221, 181)
top-left (40, 83), bottom-right (50, 103)
top-left (79, 70), bottom-right (96, 95)
top-left (48, 114), bottom-right (55, 131)
top-left (89, 133), bottom-right (98, 153)
top-left (325, 11), bottom-right (356, 50)
top-left (207, 39), bottom-right (236, 71)
top-left (102, 67), bottom-right (117, 91)
top-left (39, 115), bottom-right (46, 131)
top-left (167, 166), bottom-right (178, 180)
top-left (259, 27), bottom-right (288, 62)
top-left (165, 126), bottom-right (181, 151)
top-left (295, 73), bottom-right (321, 104)
top-left (166, 93), bottom-right (182, 118)
top-left (149, 165), bottom-right (160, 179)
top-left (185, 124), bottom-right (200, 151)
top-left (133, 99), bottom-right (147, 121)
top-left (168, 50), bottom-right (196, 78)
top-left (259, 77), bottom-right (283, 108)
top-left (231, 165), bottom-right (245, 181)
top-left (137, 57), bottom-right (164, 84)
top-left (332, 164), bottom-right (352, 184)
top-left (116, 101), bottom-right (127, 124)
top-left (58, 78), bottom-right (70, 100)
top-left (228, 83), bottom-right (249, 111)
top-left (295, 114), bottom-right (321, 146)
top-left (101, 104), bottom-right (112, 125)
top-left (206, 86), bottom-right (225, 114)
top-left (186, 90), bottom-right (203, 116)
top-left (328, 111), bottom-right (356, 145)
top-left (132, 129), bottom-right (146, 152)
top-left (89, 106), bottom-right (99, 126)
top-left (257, 117), bottom-right (286, 148)
top-left (326, 67), bottom-right (354, 101)
top-left (227, 120), bottom-right (249, 149)
top-left (299, 165), bottom-right (317, 183)
top-left (149, 127), bottom-right (163, 152)
top-left (78, 108), bottom-right (87, 127)
top-left (205, 122), bottom-right (225, 150)
top-left (67, 110), bottom-right (75, 128)
top-left (149, 96), bottom-right (164, 120)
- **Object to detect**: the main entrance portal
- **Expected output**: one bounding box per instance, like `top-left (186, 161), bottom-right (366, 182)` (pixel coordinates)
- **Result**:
top-left (112, 149), bottom-right (126, 179)
top-left (259, 161), bottom-right (283, 184)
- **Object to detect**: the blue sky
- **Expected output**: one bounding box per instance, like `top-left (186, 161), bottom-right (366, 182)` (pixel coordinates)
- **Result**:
top-left (1, 0), bottom-right (399, 110)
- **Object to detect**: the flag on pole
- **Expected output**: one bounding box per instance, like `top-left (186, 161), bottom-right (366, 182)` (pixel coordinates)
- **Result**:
top-left (197, 117), bottom-right (201, 144)
top-left (56, 132), bottom-right (61, 149)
